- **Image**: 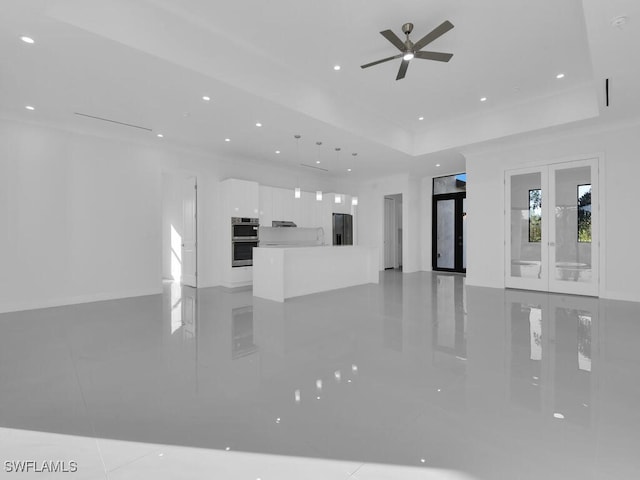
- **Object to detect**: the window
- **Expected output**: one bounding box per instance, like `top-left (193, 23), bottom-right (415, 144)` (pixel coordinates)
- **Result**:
top-left (529, 189), bottom-right (542, 242)
top-left (433, 173), bottom-right (466, 195)
top-left (578, 184), bottom-right (592, 243)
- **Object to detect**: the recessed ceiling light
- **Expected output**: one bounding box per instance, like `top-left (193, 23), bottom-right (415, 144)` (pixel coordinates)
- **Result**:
top-left (333, 65), bottom-right (341, 71)
top-left (316, 160), bottom-right (320, 164)
top-left (224, 138), bottom-right (230, 142)
top-left (25, 105), bottom-right (35, 111)
top-left (202, 96), bottom-right (210, 101)
top-left (255, 122), bottom-right (262, 127)
top-left (556, 73), bottom-right (565, 79)
top-left (480, 97), bottom-right (487, 102)
top-left (418, 116), bottom-right (424, 121)
top-left (156, 133), bottom-right (164, 138)
top-left (611, 15), bottom-right (629, 29)
top-left (347, 168), bottom-right (352, 172)
top-left (275, 150), bottom-right (280, 154)
top-left (436, 163), bottom-right (441, 167)
top-left (20, 36), bottom-right (35, 44)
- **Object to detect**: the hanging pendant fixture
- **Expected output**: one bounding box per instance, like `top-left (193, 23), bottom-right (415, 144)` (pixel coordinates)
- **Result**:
top-left (334, 147), bottom-right (342, 203)
top-left (294, 135), bottom-right (301, 198)
top-left (315, 141), bottom-right (323, 201)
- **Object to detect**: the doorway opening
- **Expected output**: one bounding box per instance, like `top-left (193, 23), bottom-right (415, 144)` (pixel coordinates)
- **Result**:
top-left (432, 173), bottom-right (466, 273)
top-left (384, 194), bottom-right (403, 270)
top-left (162, 173), bottom-right (198, 287)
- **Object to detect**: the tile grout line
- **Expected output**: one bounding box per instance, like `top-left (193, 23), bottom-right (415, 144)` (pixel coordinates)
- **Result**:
top-left (347, 463), bottom-right (365, 478)
top-left (103, 447), bottom-right (163, 476)
top-left (63, 339), bottom-right (110, 480)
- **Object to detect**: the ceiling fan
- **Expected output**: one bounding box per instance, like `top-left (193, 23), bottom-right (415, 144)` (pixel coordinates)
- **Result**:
top-left (361, 21), bottom-right (454, 80)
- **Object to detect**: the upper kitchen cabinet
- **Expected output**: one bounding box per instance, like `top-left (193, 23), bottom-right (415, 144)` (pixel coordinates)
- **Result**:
top-left (258, 185), bottom-right (273, 226)
top-left (221, 179), bottom-right (259, 218)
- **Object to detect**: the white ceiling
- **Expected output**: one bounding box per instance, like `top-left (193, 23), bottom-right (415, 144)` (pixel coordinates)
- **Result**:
top-left (1, 0), bottom-right (638, 180)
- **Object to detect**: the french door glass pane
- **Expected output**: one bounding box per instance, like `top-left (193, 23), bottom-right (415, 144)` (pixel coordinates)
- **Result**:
top-left (510, 172), bottom-right (542, 279)
top-left (462, 198), bottom-right (467, 269)
top-left (436, 200), bottom-right (455, 269)
top-left (554, 166), bottom-right (592, 283)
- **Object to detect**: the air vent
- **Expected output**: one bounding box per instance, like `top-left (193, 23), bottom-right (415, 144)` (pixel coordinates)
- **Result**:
top-left (300, 163), bottom-right (329, 172)
top-left (74, 112), bottom-right (152, 131)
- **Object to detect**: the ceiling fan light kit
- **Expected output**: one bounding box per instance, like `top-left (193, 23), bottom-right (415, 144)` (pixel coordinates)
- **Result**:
top-left (361, 20), bottom-right (454, 80)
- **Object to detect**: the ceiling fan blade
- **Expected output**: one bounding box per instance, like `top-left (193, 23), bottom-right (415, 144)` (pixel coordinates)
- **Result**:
top-left (414, 51), bottom-right (453, 62)
top-left (413, 20), bottom-right (454, 52)
top-left (361, 54), bottom-right (402, 69)
top-left (380, 29), bottom-right (406, 51)
top-left (396, 59), bottom-right (410, 80)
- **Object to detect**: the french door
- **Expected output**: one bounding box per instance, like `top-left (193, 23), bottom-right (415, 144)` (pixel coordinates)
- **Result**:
top-left (505, 158), bottom-right (598, 296)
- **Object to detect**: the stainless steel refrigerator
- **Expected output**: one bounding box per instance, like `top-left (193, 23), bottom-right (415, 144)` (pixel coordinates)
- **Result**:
top-left (332, 213), bottom-right (353, 245)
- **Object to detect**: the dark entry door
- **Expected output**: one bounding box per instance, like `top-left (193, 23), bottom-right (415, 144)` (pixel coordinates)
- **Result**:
top-left (433, 192), bottom-right (466, 273)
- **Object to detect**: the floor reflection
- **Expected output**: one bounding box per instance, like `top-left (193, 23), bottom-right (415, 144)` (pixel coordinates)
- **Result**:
top-left (0, 272), bottom-right (639, 479)
top-left (506, 291), bottom-right (597, 428)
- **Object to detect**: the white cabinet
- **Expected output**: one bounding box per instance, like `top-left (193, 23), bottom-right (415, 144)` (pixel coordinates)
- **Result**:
top-left (220, 179), bottom-right (259, 288)
top-left (221, 179), bottom-right (259, 218)
top-left (281, 188), bottom-right (294, 223)
top-left (258, 186), bottom-right (273, 226)
top-left (271, 187), bottom-right (284, 224)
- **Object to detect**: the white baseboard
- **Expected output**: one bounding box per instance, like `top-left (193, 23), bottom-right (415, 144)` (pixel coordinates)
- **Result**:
top-left (221, 281), bottom-right (253, 289)
top-left (0, 287), bottom-right (163, 314)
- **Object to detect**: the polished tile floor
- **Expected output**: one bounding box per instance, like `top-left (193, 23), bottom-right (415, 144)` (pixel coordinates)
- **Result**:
top-left (1, 271), bottom-right (639, 479)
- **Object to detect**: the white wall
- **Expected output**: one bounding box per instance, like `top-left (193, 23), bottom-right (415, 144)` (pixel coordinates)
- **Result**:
top-left (465, 120), bottom-right (640, 302)
top-left (0, 118), bottom-right (340, 312)
top-left (419, 177), bottom-right (433, 272)
top-left (0, 121), bottom-right (162, 312)
top-left (356, 173), bottom-right (422, 273)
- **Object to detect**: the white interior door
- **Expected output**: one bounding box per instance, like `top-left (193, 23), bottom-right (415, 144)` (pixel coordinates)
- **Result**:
top-left (182, 177), bottom-right (197, 287)
top-left (505, 159), bottom-right (598, 296)
top-left (384, 197), bottom-right (395, 269)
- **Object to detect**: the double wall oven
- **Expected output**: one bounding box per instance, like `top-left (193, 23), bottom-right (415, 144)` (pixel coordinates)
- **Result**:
top-left (231, 217), bottom-right (259, 267)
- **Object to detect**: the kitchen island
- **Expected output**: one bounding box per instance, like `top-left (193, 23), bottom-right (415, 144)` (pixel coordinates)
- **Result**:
top-left (253, 246), bottom-right (379, 302)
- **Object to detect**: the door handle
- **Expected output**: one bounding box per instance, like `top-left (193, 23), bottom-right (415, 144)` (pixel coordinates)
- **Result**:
top-left (548, 242), bottom-right (555, 246)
